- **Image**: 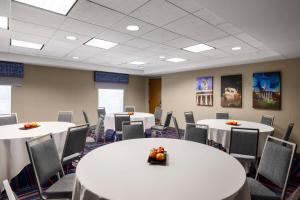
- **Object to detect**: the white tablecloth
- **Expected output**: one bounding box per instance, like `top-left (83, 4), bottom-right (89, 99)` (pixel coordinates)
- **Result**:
top-left (104, 112), bottom-right (155, 131)
top-left (73, 138), bottom-right (251, 200)
top-left (0, 121), bottom-right (74, 191)
top-left (197, 119), bottom-right (274, 156)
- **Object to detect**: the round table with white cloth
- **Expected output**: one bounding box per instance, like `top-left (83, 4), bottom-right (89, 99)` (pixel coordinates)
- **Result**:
top-left (197, 119), bottom-right (274, 156)
top-left (72, 138), bottom-right (251, 200)
top-left (0, 121), bottom-right (75, 191)
top-left (104, 112), bottom-right (155, 131)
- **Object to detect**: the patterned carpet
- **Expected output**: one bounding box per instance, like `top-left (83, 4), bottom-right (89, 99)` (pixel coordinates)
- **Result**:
top-left (1, 129), bottom-right (299, 200)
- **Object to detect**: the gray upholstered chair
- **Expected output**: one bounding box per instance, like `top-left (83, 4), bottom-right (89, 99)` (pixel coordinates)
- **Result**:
top-left (26, 134), bottom-right (76, 199)
top-left (172, 116), bottom-right (183, 139)
top-left (57, 111), bottom-right (73, 123)
top-left (97, 107), bottom-right (106, 119)
top-left (61, 124), bottom-right (89, 165)
top-left (122, 121), bottom-right (144, 140)
top-left (247, 136), bottom-right (296, 200)
top-left (151, 111), bottom-right (173, 134)
top-left (184, 111), bottom-right (195, 124)
top-left (216, 112), bottom-right (229, 119)
top-left (94, 116), bottom-right (105, 143)
top-left (114, 114), bottom-right (130, 141)
top-left (261, 115), bottom-right (275, 126)
top-left (124, 105), bottom-right (135, 112)
top-left (282, 122), bottom-right (294, 141)
top-left (184, 123), bottom-right (208, 144)
top-left (154, 106), bottom-right (163, 125)
top-left (0, 113), bottom-right (18, 126)
top-left (2, 180), bottom-right (18, 200)
top-left (229, 127), bottom-right (259, 166)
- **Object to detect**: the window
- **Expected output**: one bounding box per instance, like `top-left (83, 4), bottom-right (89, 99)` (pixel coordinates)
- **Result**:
top-left (0, 85), bottom-right (11, 114)
top-left (98, 89), bottom-right (124, 113)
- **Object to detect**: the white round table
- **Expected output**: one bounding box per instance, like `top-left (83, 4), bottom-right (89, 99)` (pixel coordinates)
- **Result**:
top-left (0, 121), bottom-right (74, 190)
top-left (104, 112), bottom-right (155, 131)
top-left (197, 119), bottom-right (274, 156)
top-left (73, 138), bottom-right (251, 200)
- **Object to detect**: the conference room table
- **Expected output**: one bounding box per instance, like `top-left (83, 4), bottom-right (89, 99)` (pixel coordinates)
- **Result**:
top-left (104, 112), bottom-right (155, 131)
top-left (0, 121), bottom-right (74, 191)
top-left (197, 119), bottom-right (274, 155)
top-left (72, 138), bottom-right (251, 200)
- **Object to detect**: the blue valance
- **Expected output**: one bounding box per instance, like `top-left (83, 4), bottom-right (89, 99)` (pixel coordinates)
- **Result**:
top-left (94, 71), bottom-right (129, 84)
top-left (0, 61), bottom-right (24, 78)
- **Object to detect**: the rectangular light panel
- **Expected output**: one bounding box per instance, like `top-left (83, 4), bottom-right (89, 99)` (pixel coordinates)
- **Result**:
top-left (0, 16), bottom-right (8, 29)
top-left (11, 39), bottom-right (44, 50)
top-left (85, 38), bottom-right (118, 50)
top-left (14, 0), bottom-right (77, 15)
top-left (166, 58), bottom-right (186, 63)
top-left (183, 44), bottom-right (214, 53)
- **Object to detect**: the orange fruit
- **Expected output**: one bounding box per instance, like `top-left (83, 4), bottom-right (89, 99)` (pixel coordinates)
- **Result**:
top-left (156, 153), bottom-right (165, 161)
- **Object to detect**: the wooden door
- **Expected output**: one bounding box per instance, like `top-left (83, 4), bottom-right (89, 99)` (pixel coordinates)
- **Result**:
top-left (149, 78), bottom-right (161, 113)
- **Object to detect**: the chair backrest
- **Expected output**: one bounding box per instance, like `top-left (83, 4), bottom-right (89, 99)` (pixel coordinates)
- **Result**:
top-left (184, 124), bottom-right (208, 144)
top-left (260, 115), bottom-right (274, 126)
top-left (61, 124), bottom-right (89, 164)
top-left (282, 122), bottom-right (294, 141)
top-left (172, 116), bottom-right (181, 139)
top-left (122, 121), bottom-right (144, 140)
top-left (94, 117), bottom-right (104, 142)
top-left (97, 107), bottom-right (106, 119)
top-left (256, 136), bottom-right (296, 199)
top-left (3, 180), bottom-right (18, 200)
top-left (229, 127), bottom-right (259, 158)
top-left (184, 111), bottom-right (195, 124)
top-left (125, 106), bottom-right (135, 112)
top-left (216, 112), bottom-right (229, 119)
top-left (114, 114), bottom-right (130, 132)
top-left (26, 134), bottom-right (64, 195)
top-left (0, 113), bottom-right (18, 126)
top-left (57, 111), bottom-right (73, 123)
top-left (82, 111), bottom-right (89, 124)
top-left (163, 111), bottom-right (173, 128)
top-left (154, 106), bottom-right (162, 121)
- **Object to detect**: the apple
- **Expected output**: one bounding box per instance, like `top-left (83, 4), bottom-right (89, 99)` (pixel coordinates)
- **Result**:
top-left (158, 146), bottom-right (165, 153)
top-left (24, 123), bottom-right (31, 129)
top-left (156, 153), bottom-right (165, 161)
top-left (149, 149), bottom-right (158, 158)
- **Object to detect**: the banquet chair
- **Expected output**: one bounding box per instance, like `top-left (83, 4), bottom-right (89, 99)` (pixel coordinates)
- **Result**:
top-left (229, 127), bottom-right (259, 167)
top-left (151, 111), bottom-right (173, 136)
top-left (26, 134), bottom-right (76, 200)
top-left (94, 115), bottom-right (105, 143)
top-left (122, 121), bottom-right (144, 140)
top-left (216, 112), bottom-right (229, 119)
top-left (247, 136), bottom-right (296, 200)
top-left (184, 111), bottom-right (195, 124)
top-left (61, 124), bottom-right (89, 165)
top-left (282, 122), bottom-right (294, 141)
top-left (97, 107), bottom-right (106, 119)
top-left (0, 113), bottom-right (18, 126)
top-left (57, 111), bottom-right (73, 123)
top-left (172, 116), bottom-right (183, 139)
top-left (154, 106), bottom-right (163, 125)
top-left (3, 179), bottom-right (18, 200)
top-left (261, 115), bottom-right (275, 126)
top-left (82, 111), bottom-right (96, 143)
top-left (124, 105), bottom-right (135, 112)
top-left (114, 114), bottom-right (130, 141)
top-left (184, 123), bottom-right (208, 144)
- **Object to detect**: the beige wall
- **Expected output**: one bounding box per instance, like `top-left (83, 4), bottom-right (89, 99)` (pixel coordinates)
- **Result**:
top-left (11, 65), bottom-right (147, 125)
top-left (161, 58), bottom-right (300, 150)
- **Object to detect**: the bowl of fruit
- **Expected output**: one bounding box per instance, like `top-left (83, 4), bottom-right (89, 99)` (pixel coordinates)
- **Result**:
top-left (147, 146), bottom-right (167, 165)
top-left (128, 112), bottom-right (134, 116)
top-left (225, 120), bottom-right (239, 126)
top-left (20, 122), bottom-right (40, 130)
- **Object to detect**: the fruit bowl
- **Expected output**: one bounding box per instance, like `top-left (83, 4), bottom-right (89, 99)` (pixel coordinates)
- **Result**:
top-left (225, 120), bottom-right (240, 126)
top-left (147, 146), bottom-right (167, 165)
top-left (128, 112), bottom-right (134, 115)
top-left (19, 122), bottom-right (40, 130)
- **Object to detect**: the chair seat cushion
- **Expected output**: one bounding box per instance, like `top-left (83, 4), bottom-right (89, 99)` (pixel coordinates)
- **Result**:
top-left (247, 178), bottom-right (280, 200)
top-left (44, 173), bottom-right (76, 199)
top-left (151, 125), bottom-right (164, 131)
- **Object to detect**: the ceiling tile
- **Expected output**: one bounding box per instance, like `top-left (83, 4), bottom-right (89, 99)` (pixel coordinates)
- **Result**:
top-left (110, 45), bottom-right (140, 54)
top-left (198, 49), bottom-right (231, 58)
top-left (130, 0), bottom-right (188, 26)
top-left (11, 1), bottom-right (65, 28)
top-left (60, 18), bottom-right (105, 37)
top-left (0, 31), bottom-right (10, 53)
top-left (42, 39), bottom-right (79, 58)
top-left (163, 37), bottom-right (198, 49)
top-left (51, 30), bottom-right (90, 45)
top-left (10, 31), bottom-right (49, 44)
top-left (89, 0), bottom-right (149, 14)
top-left (220, 43), bottom-right (257, 55)
top-left (164, 14), bottom-right (227, 42)
top-left (64, 45), bottom-right (104, 61)
top-left (206, 36), bottom-right (243, 48)
top-left (217, 23), bottom-right (243, 35)
top-left (96, 30), bottom-right (134, 43)
top-left (141, 28), bottom-right (180, 43)
top-left (124, 38), bottom-right (157, 49)
top-left (68, 0), bottom-right (125, 28)
top-left (146, 44), bottom-right (177, 54)
top-left (194, 8), bottom-right (225, 26)
top-left (166, 0), bottom-right (203, 13)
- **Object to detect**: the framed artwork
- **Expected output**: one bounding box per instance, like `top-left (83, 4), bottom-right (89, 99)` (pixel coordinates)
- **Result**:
top-left (253, 71), bottom-right (281, 110)
top-left (221, 74), bottom-right (242, 108)
top-left (196, 76), bottom-right (213, 106)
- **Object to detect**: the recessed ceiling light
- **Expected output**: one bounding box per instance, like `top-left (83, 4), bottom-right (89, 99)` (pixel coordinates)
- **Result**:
top-left (0, 16), bottom-right (8, 30)
top-left (159, 56), bottom-right (166, 59)
top-left (166, 58), bottom-right (186, 63)
top-left (10, 39), bottom-right (43, 50)
top-left (232, 46), bottom-right (242, 51)
top-left (72, 56), bottom-right (79, 60)
top-left (183, 44), bottom-right (214, 53)
top-left (129, 61), bottom-right (146, 65)
top-left (66, 36), bottom-right (77, 40)
top-left (126, 25), bottom-right (140, 31)
top-left (14, 0), bottom-right (77, 15)
top-left (84, 38), bottom-right (118, 49)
